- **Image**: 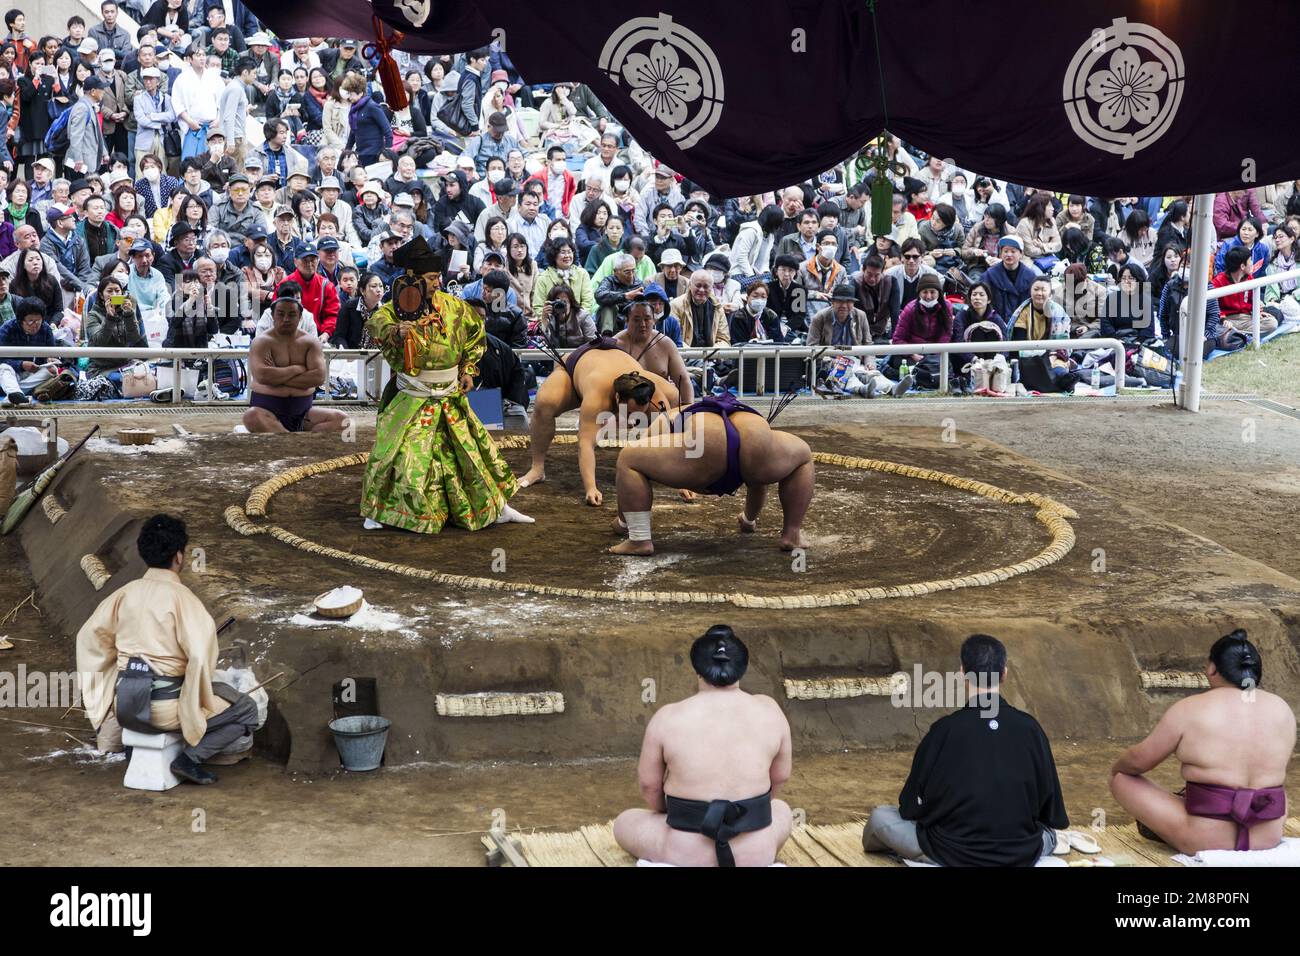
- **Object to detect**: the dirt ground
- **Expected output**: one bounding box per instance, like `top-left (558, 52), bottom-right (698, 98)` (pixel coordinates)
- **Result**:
top-left (2, 397), bottom-right (1299, 866)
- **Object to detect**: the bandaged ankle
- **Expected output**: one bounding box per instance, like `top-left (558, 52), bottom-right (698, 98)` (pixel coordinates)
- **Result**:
top-left (623, 511), bottom-right (653, 541)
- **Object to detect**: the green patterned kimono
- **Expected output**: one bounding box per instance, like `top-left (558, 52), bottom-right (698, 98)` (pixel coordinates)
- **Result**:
top-left (360, 293), bottom-right (518, 533)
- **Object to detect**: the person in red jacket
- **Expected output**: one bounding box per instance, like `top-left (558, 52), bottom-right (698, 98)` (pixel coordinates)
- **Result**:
top-left (1212, 245), bottom-right (1279, 336)
top-left (1213, 190), bottom-right (1264, 240)
top-left (275, 240), bottom-right (339, 341)
top-left (526, 145), bottom-right (577, 218)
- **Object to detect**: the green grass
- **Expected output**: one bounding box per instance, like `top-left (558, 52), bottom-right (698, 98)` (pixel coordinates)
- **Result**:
top-left (1202, 330), bottom-right (1300, 406)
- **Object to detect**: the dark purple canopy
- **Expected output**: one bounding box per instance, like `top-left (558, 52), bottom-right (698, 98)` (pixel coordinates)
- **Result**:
top-left (247, 0), bottom-right (1300, 197)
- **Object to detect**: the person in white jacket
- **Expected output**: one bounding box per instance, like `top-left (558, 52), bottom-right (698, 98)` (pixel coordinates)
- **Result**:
top-left (725, 205), bottom-right (784, 302)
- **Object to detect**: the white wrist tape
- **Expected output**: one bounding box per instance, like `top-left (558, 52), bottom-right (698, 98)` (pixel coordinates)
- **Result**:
top-left (623, 511), bottom-right (653, 541)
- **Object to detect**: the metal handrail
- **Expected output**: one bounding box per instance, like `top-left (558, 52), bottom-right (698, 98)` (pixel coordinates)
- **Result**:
top-left (1, 338), bottom-right (1129, 402)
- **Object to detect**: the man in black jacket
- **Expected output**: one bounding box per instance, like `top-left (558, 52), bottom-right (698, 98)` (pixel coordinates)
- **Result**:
top-left (862, 634), bottom-right (1068, 866)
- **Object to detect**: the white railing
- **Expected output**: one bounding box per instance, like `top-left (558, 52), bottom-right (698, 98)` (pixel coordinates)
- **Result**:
top-left (1204, 266), bottom-right (1300, 350)
top-left (2, 338), bottom-right (1128, 404)
top-left (0, 347), bottom-right (384, 405)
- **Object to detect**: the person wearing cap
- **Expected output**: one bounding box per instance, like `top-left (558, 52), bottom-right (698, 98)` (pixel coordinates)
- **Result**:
top-left (266, 203), bottom-right (299, 270)
top-left (807, 283), bottom-right (909, 397)
top-left (982, 234), bottom-right (1042, 326)
top-left (650, 246), bottom-right (690, 301)
top-left (95, 47), bottom-right (130, 161)
top-left (313, 234), bottom-right (348, 287)
top-left (39, 204), bottom-right (92, 286)
top-left (275, 240), bottom-right (339, 341)
top-left (472, 175), bottom-right (518, 242)
top-left (431, 168), bottom-right (485, 236)
top-left (634, 164), bottom-right (683, 237)
top-left (889, 271), bottom-right (963, 390)
top-left (123, 236), bottom-right (168, 313)
top-left (462, 108), bottom-right (521, 177)
top-left (209, 172), bottom-right (260, 243)
top-left (199, 127), bottom-right (237, 190)
top-left (76, 36), bottom-right (100, 71)
top-left (320, 37), bottom-right (363, 80)
top-left (64, 75), bottom-right (110, 176)
top-left (129, 65), bottom-right (176, 174)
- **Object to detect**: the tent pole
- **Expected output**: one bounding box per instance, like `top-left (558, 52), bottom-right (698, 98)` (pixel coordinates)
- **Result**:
top-left (1179, 192), bottom-right (1216, 413)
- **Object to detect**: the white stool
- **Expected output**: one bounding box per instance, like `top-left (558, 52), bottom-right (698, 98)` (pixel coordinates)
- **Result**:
top-left (121, 728), bottom-right (185, 791)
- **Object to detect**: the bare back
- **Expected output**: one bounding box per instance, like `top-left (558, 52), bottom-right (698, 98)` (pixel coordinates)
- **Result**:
top-left (652, 689), bottom-right (790, 801)
top-left (1173, 687), bottom-right (1295, 788)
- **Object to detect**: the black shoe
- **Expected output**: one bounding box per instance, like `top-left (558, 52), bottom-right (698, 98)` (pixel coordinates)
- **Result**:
top-left (170, 753), bottom-right (217, 785)
top-left (5, 390), bottom-right (27, 405)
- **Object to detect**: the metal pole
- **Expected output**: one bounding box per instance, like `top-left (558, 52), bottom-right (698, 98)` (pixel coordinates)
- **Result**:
top-left (1252, 293), bottom-right (1262, 350)
top-left (938, 352), bottom-right (950, 394)
top-left (1179, 192), bottom-right (1216, 412)
top-left (172, 358), bottom-right (182, 405)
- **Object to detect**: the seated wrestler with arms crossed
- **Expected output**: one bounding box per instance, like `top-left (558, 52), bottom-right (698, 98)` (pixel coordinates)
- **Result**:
top-left (1110, 629), bottom-right (1294, 855)
top-left (244, 293), bottom-right (350, 434)
top-left (519, 330), bottom-right (679, 505)
top-left (614, 625), bottom-right (794, 866)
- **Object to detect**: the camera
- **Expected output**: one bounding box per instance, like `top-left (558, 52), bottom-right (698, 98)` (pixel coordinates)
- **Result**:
top-left (551, 298), bottom-right (569, 318)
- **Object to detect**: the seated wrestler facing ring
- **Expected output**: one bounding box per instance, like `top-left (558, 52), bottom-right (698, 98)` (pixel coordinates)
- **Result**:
top-left (519, 330), bottom-right (679, 505)
top-left (609, 386), bottom-right (814, 555)
top-left (613, 625), bottom-right (794, 866)
top-left (1109, 629), bottom-right (1295, 855)
top-left (244, 293), bottom-right (350, 434)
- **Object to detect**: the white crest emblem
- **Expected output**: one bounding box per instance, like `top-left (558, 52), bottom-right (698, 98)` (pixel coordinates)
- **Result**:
top-left (393, 0), bottom-right (430, 29)
top-left (1063, 17), bottom-right (1185, 160)
top-left (598, 13), bottom-right (723, 150)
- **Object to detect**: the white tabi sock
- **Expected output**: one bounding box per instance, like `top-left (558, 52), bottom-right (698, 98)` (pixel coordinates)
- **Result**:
top-left (623, 510), bottom-right (652, 541)
top-left (495, 503), bottom-right (535, 524)
top-left (362, 517), bottom-right (383, 530)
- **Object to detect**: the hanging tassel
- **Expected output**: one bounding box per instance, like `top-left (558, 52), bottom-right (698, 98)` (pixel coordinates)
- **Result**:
top-left (870, 163), bottom-right (894, 237)
top-left (368, 14), bottom-right (409, 111)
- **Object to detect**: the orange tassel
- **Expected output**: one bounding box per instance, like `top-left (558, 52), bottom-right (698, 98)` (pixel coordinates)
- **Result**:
top-left (370, 14), bottom-right (408, 111)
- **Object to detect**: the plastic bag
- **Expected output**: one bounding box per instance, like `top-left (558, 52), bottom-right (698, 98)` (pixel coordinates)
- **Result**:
top-left (213, 667), bottom-right (269, 729)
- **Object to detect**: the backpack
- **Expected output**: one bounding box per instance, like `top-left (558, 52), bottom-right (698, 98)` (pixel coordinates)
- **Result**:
top-left (212, 357), bottom-right (247, 397)
top-left (44, 107), bottom-right (73, 154)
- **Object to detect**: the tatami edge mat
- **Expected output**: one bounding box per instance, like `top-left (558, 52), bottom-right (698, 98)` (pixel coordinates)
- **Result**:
top-left (482, 817), bottom-right (1300, 867)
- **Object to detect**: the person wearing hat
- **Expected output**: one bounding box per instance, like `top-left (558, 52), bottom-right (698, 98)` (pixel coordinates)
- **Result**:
top-left (39, 204), bottom-right (93, 287)
top-left (64, 75), bottom-right (111, 176)
top-left (634, 164), bottom-right (683, 236)
top-left (319, 37), bottom-right (363, 80)
top-left (359, 236), bottom-right (533, 531)
top-left (264, 203), bottom-right (299, 271)
top-left (274, 240), bottom-right (339, 342)
top-left (807, 282), bottom-right (910, 397)
top-left (981, 233), bottom-right (1044, 323)
top-left (197, 128), bottom-right (236, 190)
top-left (352, 179), bottom-right (390, 247)
top-left (885, 271), bottom-right (960, 390)
top-left (313, 235), bottom-right (346, 287)
top-left (157, 221), bottom-right (200, 287)
top-left (209, 170), bottom-right (257, 247)
top-left (129, 65), bottom-right (176, 176)
top-left (462, 108), bottom-right (522, 177)
top-left (95, 47), bottom-right (130, 161)
top-left (649, 246), bottom-right (691, 302)
top-left (883, 236), bottom-right (943, 327)
top-left (242, 32), bottom-right (278, 106)
top-left (315, 175), bottom-right (361, 247)
top-left (471, 175), bottom-right (518, 242)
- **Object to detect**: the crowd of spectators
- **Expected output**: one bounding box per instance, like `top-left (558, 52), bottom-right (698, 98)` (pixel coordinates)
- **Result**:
top-left (1, 2), bottom-right (1297, 405)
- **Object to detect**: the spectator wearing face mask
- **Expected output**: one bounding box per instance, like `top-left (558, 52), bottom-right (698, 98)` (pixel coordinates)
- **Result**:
top-left (797, 230), bottom-right (848, 311)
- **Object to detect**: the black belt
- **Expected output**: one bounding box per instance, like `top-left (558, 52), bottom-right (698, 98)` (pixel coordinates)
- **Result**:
top-left (115, 657), bottom-right (182, 733)
top-left (665, 791), bottom-right (773, 866)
